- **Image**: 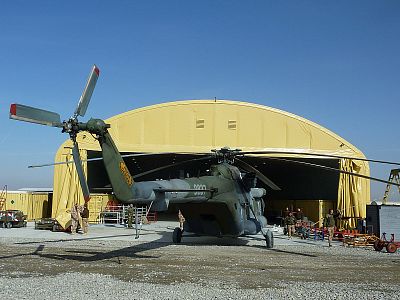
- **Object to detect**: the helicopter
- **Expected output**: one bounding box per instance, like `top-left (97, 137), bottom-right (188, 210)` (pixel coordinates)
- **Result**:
top-left (9, 65), bottom-right (400, 248)
top-left (9, 65), bottom-right (279, 247)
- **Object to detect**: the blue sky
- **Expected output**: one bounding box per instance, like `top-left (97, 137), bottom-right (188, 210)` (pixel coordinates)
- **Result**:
top-left (1, 1), bottom-right (399, 200)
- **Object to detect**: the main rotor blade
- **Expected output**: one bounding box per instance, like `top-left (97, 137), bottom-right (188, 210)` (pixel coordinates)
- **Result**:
top-left (265, 157), bottom-right (400, 187)
top-left (28, 157), bottom-right (103, 168)
top-left (133, 155), bottom-right (213, 179)
top-left (72, 142), bottom-right (91, 202)
top-left (74, 65), bottom-right (100, 118)
top-left (235, 158), bottom-right (281, 191)
top-left (240, 150), bottom-right (400, 166)
top-left (28, 152), bottom-right (184, 168)
top-left (10, 104), bottom-right (63, 127)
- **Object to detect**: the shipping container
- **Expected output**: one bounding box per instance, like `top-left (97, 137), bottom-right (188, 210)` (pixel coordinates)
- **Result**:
top-left (367, 204), bottom-right (400, 239)
top-left (5, 191), bottom-right (52, 221)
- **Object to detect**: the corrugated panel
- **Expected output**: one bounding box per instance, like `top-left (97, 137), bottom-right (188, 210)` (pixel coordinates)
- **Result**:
top-left (379, 205), bottom-right (400, 238)
top-left (87, 194), bottom-right (115, 223)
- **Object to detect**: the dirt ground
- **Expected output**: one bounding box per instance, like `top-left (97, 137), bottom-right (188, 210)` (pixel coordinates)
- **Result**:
top-left (0, 232), bottom-right (399, 289)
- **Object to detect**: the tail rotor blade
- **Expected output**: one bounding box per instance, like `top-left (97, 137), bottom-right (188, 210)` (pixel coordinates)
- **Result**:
top-left (72, 141), bottom-right (91, 202)
top-left (10, 104), bottom-right (62, 127)
top-left (74, 65), bottom-right (100, 118)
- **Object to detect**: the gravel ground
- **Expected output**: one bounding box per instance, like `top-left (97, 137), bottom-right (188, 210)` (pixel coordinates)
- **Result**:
top-left (0, 222), bottom-right (399, 299)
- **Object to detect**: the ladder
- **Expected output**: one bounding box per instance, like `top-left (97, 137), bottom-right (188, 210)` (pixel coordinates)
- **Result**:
top-left (382, 169), bottom-right (400, 204)
top-left (0, 185), bottom-right (7, 210)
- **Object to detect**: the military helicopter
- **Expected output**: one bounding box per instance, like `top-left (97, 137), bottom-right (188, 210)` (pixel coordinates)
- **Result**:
top-left (9, 65), bottom-right (400, 248)
top-left (9, 65), bottom-right (279, 247)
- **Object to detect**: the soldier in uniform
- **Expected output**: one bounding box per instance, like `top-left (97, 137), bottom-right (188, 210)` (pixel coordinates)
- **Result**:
top-left (282, 207), bottom-right (291, 235)
top-left (70, 203), bottom-right (79, 234)
top-left (284, 212), bottom-right (296, 239)
top-left (178, 209), bottom-right (185, 230)
top-left (295, 208), bottom-right (304, 235)
top-left (127, 204), bottom-right (135, 228)
top-left (324, 208), bottom-right (336, 247)
top-left (80, 203), bottom-right (89, 234)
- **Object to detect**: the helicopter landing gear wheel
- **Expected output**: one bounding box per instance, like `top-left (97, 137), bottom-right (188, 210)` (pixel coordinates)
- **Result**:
top-left (265, 229), bottom-right (274, 249)
top-left (172, 227), bottom-right (183, 243)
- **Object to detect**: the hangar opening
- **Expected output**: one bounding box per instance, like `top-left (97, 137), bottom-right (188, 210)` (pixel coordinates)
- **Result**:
top-left (87, 152), bottom-right (340, 200)
top-left (86, 151), bottom-right (341, 224)
top-left (52, 100), bottom-right (370, 227)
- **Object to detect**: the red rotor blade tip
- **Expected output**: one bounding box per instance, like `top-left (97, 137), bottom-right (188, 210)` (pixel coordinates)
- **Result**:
top-left (94, 66), bottom-right (100, 76)
top-left (10, 104), bottom-right (16, 116)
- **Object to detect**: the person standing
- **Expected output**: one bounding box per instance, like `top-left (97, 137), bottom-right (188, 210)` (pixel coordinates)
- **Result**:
top-left (70, 203), bottom-right (79, 235)
top-left (282, 207), bottom-right (290, 235)
top-left (295, 208), bottom-right (304, 235)
top-left (178, 209), bottom-right (185, 230)
top-left (81, 203), bottom-right (89, 234)
top-left (284, 212), bottom-right (296, 239)
top-left (324, 208), bottom-right (336, 247)
top-left (127, 204), bottom-right (134, 228)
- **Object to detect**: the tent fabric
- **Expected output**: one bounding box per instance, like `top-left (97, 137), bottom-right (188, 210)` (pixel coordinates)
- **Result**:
top-left (52, 100), bottom-right (370, 225)
top-left (53, 146), bottom-right (88, 227)
top-left (338, 159), bottom-right (370, 228)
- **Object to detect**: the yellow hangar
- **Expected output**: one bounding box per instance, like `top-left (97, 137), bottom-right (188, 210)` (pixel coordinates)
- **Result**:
top-left (52, 100), bottom-right (370, 227)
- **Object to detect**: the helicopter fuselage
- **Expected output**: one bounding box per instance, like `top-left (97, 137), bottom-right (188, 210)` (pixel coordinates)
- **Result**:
top-left (131, 174), bottom-right (267, 237)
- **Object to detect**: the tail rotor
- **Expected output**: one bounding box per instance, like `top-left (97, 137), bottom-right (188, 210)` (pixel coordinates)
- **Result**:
top-left (10, 65), bottom-right (101, 203)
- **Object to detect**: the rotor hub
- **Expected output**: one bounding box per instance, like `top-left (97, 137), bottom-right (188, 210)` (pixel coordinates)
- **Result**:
top-left (61, 118), bottom-right (110, 140)
top-left (212, 147), bottom-right (242, 163)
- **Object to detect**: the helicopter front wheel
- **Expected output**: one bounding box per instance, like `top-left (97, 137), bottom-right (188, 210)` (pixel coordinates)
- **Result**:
top-left (264, 229), bottom-right (274, 249)
top-left (172, 227), bottom-right (183, 243)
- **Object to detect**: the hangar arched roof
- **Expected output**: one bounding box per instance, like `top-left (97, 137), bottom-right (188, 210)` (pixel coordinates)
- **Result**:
top-left (66, 99), bottom-right (365, 157)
